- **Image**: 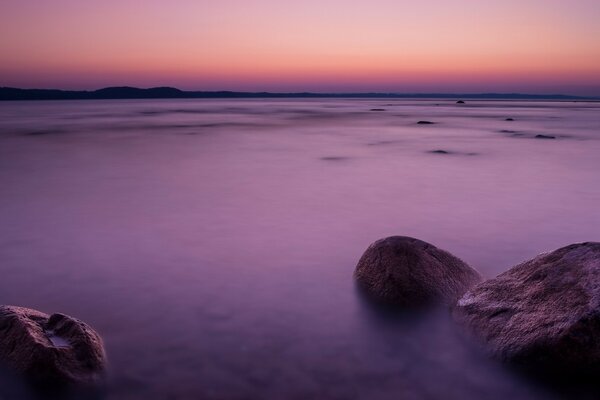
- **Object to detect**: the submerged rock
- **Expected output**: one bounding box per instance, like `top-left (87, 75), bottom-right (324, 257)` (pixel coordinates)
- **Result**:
top-left (354, 236), bottom-right (482, 307)
top-left (0, 306), bottom-right (106, 386)
top-left (320, 156), bottom-right (349, 161)
top-left (455, 242), bottom-right (600, 373)
top-left (428, 149), bottom-right (451, 154)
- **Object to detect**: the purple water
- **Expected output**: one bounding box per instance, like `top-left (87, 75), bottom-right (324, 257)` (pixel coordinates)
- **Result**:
top-left (0, 99), bottom-right (599, 399)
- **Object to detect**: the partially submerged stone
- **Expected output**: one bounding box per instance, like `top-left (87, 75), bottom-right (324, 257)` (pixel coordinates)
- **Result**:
top-left (428, 149), bottom-right (451, 154)
top-left (455, 242), bottom-right (600, 373)
top-left (0, 306), bottom-right (106, 386)
top-left (354, 236), bottom-right (482, 307)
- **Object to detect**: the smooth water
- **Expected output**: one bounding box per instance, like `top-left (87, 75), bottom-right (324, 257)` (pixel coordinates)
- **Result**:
top-left (0, 99), bottom-right (599, 399)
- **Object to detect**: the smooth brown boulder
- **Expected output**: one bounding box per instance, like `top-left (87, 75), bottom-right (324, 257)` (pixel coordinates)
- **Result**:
top-left (0, 306), bottom-right (106, 386)
top-left (354, 236), bottom-right (482, 307)
top-left (454, 242), bottom-right (600, 373)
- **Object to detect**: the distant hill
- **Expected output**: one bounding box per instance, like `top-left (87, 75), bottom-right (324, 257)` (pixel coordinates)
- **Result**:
top-left (0, 86), bottom-right (598, 101)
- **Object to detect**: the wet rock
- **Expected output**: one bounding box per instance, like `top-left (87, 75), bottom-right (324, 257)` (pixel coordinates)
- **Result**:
top-left (456, 100), bottom-right (465, 104)
top-left (505, 118), bottom-right (514, 121)
top-left (454, 242), bottom-right (600, 374)
top-left (428, 150), bottom-right (450, 154)
top-left (354, 236), bottom-right (482, 307)
top-left (370, 108), bottom-right (386, 111)
top-left (0, 306), bottom-right (106, 386)
top-left (417, 121), bottom-right (435, 125)
top-left (535, 134), bottom-right (556, 139)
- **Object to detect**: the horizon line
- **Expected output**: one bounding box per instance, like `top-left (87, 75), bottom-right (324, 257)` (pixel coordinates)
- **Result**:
top-left (1, 86), bottom-right (599, 101)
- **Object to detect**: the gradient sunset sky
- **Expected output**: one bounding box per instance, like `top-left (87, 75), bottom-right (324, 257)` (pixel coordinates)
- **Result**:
top-left (1, 0), bottom-right (599, 95)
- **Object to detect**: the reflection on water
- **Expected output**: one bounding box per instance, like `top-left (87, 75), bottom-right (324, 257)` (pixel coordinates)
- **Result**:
top-left (0, 99), bottom-right (599, 399)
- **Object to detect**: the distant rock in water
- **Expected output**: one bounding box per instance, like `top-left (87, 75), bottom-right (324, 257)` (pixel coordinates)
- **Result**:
top-left (25, 129), bottom-right (66, 136)
top-left (0, 306), bottom-right (106, 386)
top-left (427, 150), bottom-right (478, 156)
top-left (505, 118), bottom-right (514, 121)
top-left (417, 121), bottom-right (435, 125)
top-left (370, 108), bottom-right (386, 111)
top-left (320, 156), bottom-right (349, 161)
top-left (535, 134), bottom-right (556, 139)
top-left (354, 236), bottom-right (482, 307)
top-left (454, 242), bottom-right (600, 374)
top-left (428, 150), bottom-right (450, 154)
top-left (456, 100), bottom-right (465, 104)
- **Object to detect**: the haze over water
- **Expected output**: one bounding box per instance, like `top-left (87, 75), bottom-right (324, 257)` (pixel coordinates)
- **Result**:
top-left (0, 99), bottom-right (599, 399)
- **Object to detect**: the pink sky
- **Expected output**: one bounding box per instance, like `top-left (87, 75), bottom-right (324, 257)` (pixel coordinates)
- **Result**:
top-left (1, 0), bottom-right (599, 95)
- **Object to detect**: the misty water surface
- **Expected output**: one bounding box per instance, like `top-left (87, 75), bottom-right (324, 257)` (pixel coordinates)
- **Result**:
top-left (0, 99), bottom-right (599, 399)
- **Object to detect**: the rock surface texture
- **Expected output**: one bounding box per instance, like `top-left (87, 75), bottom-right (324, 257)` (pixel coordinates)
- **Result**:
top-left (455, 242), bottom-right (600, 372)
top-left (354, 236), bottom-right (482, 307)
top-left (0, 306), bottom-right (106, 386)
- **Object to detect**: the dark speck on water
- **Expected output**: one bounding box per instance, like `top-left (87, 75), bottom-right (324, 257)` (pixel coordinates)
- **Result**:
top-left (25, 129), bottom-right (66, 136)
top-left (428, 150), bottom-right (451, 154)
top-left (417, 120), bottom-right (435, 125)
top-left (320, 156), bottom-right (349, 161)
top-left (535, 134), bottom-right (556, 139)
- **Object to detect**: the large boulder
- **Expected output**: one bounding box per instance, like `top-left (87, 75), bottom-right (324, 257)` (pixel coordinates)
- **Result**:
top-left (454, 242), bottom-right (600, 373)
top-left (0, 306), bottom-right (106, 386)
top-left (354, 236), bottom-right (482, 307)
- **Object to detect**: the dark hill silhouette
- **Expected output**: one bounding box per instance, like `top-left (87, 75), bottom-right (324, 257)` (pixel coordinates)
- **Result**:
top-left (0, 86), bottom-right (597, 101)
top-left (93, 86), bottom-right (185, 98)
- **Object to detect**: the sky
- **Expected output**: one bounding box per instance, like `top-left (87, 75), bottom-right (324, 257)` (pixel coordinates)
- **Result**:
top-left (1, 0), bottom-right (599, 95)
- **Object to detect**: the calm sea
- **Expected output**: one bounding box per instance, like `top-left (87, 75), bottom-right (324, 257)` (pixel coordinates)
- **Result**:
top-left (1, 99), bottom-right (599, 399)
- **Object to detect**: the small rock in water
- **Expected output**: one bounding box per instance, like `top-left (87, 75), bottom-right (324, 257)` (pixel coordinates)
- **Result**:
top-left (456, 100), bottom-right (465, 104)
top-left (417, 121), bottom-right (435, 125)
top-left (320, 156), bottom-right (348, 161)
top-left (354, 236), bottom-right (482, 307)
top-left (0, 306), bottom-right (106, 386)
top-left (428, 150), bottom-right (450, 154)
top-left (505, 118), bottom-right (514, 121)
top-left (454, 242), bottom-right (600, 374)
top-left (370, 108), bottom-right (386, 111)
top-left (535, 134), bottom-right (556, 139)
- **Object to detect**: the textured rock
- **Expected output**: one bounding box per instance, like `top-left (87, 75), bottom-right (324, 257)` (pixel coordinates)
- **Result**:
top-left (455, 242), bottom-right (600, 372)
top-left (0, 306), bottom-right (106, 386)
top-left (354, 236), bottom-right (482, 307)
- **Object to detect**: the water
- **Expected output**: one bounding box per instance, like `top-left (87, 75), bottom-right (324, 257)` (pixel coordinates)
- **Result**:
top-left (0, 99), bottom-right (599, 399)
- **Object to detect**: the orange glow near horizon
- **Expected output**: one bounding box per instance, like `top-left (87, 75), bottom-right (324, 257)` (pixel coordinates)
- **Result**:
top-left (1, 0), bottom-right (599, 95)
